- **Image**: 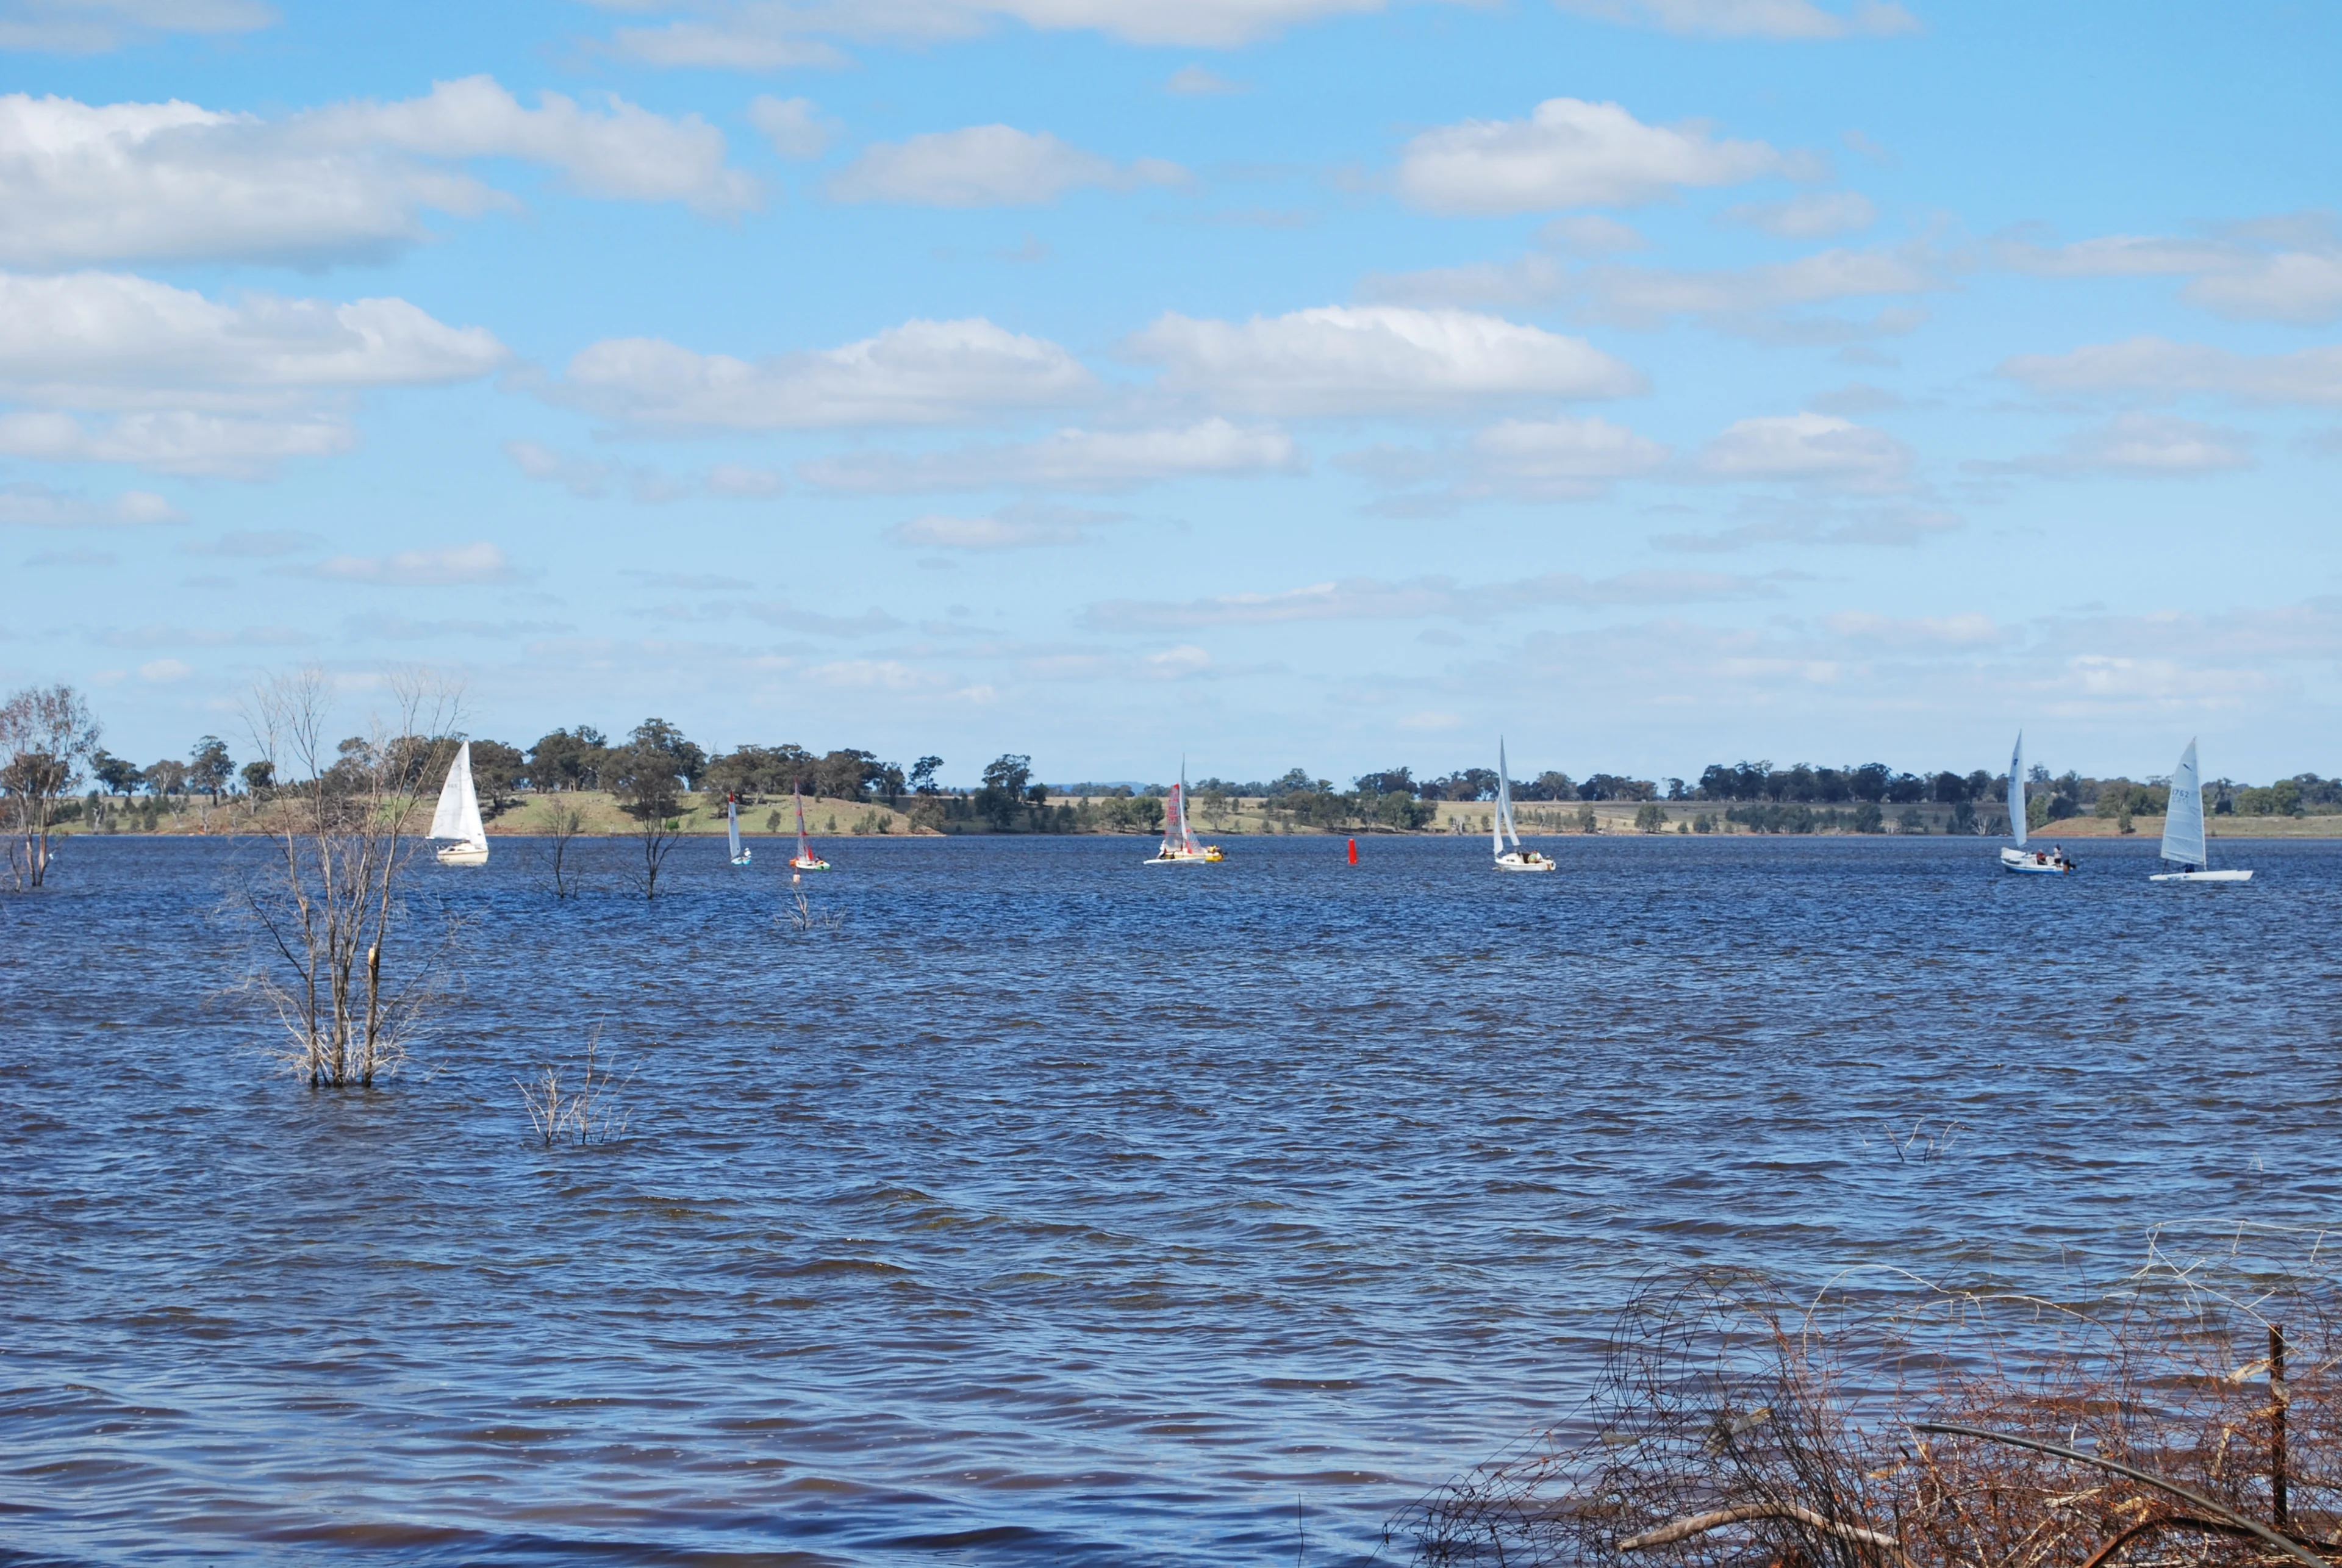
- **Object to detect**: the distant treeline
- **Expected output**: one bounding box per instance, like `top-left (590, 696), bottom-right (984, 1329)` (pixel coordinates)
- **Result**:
top-left (70, 723), bottom-right (2342, 826)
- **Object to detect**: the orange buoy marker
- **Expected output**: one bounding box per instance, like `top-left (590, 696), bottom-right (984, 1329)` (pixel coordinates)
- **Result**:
top-left (1347, 837), bottom-right (1358, 865)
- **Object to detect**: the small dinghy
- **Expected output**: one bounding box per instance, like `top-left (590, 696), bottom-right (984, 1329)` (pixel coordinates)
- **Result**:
top-left (1143, 764), bottom-right (1223, 864)
top-left (1492, 739), bottom-right (1553, 873)
top-left (429, 741), bottom-right (489, 866)
top-left (2150, 739), bottom-right (2251, 882)
top-left (726, 792), bottom-right (753, 866)
top-left (1998, 732), bottom-right (2072, 875)
top-left (789, 784), bottom-right (830, 872)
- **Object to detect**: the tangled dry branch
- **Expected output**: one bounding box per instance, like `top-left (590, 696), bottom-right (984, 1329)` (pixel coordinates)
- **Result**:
top-left (1395, 1230), bottom-right (2342, 1568)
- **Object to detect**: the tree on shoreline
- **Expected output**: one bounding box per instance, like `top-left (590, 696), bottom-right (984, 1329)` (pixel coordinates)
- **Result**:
top-left (2, 682), bottom-right (100, 890)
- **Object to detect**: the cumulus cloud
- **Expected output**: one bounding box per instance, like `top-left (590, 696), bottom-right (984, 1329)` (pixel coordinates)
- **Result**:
top-left (0, 271), bottom-right (507, 410)
top-left (0, 410), bottom-right (356, 479)
top-left (747, 95), bottom-right (837, 159)
top-left (1993, 413), bottom-right (2255, 476)
top-left (1698, 412), bottom-right (1912, 490)
top-left (803, 419), bottom-right (1301, 492)
top-left (1083, 568), bottom-right (1773, 629)
top-left (1395, 97), bottom-right (1792, 215)
top-left (0, 77), bottom-right (755, 267)
top-left (1654, 504), bottom-right (1959, 551)
top-left (1348, 414), bottom-right (1667, 512)
top-left (0, 0), bottom-right (274, 54)
top-left (1128, 304), bottom-right (1640, 414)
top-left (503, 439), bottom-right (697, 503)
top-left (1580, 244), bottom-right (1936, 325)
top-left (1166, 65), bottom-right (1245, 95)
top-left (830, 124), bottom-right (1182, 206)
top-left (1723, 189), bottom-right (1876, 237)
top-left (595, 0), bottom-right (1394, 65)
top-left (1994, 222), bottom-right (2342, 326)
top-left (303, 542), bottom-right (525, 586)
top-left (1999, 337), bottom-right (2342, 406)
top-left (551, 317), bottom-right (1094, 428)
top-left (1555, 0), bottom-right (1918, 38)
top-left (886, 502), bottom-right (1124, 549)
top-left (0, 481), bottom-right (181, 526)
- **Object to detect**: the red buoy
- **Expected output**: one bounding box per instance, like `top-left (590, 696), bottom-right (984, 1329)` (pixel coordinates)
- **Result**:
top-left (1347, 837), bottom-right (1358, 865)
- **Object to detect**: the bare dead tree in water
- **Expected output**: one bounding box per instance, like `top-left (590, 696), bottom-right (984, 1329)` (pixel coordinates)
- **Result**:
top-left (1, 682), bottom-right (101, 890)
top-left (1395, 1231), bottom-right (2342, 1568)
top-left (547, 804), bottom-right (588, 898)
top-left (517, 1026), bottom-right (630, 1145)
top-left (236, 666), bottom-right (463, 1087)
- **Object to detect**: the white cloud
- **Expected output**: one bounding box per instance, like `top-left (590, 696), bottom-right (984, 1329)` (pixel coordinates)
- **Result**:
top-left (1994, 232), bottom-right (2236, 278)
top-left (1083, 568), bottom-right (1772, 629)
top-left (553, 317), bottom-right (1094, 428)
top-left (1723, 189), bottom-right (1876, 237)
top-left (1699, 412), bottom-right (1912, 490)
top-left (138, 656), bottom-right (193, 682)
top-left (829, 124), bottom-right (1181, 207)
top-left (1580, 245), bottom-right (1935, 324)
top-left (886, 503), bottom-right (1121, 549)
top-left (1395, 97), bottom-right (1791, 215)
top-left (1654, 503), bottom-right (1959, 551)
top-left (804, 418), bottom-right (1300, 492)
top-left (596, 0), bottom-right (1395, 64)
top-left (1994, 224), bottom-right (2342, 326)
top-left (1356, 254), bottom-right (1570, 309)
top-left (1819, 610), bottom-right (2004, 647)
top-left (0, 481), bottom-right (181, 526)
top-left (0, 79), bottom-right (754, 267)
top-left (503, 439), bottom-right (697, 503)
top-left (1998, 413), bottom-right (2255, 476)
top-left (747, 95), bottom-right (837, 159)
top-left (1352, 415), bottom-right (1667, 511)
top-left (1143, 644), bottom-right (1212, 677)
top-left (1554, 0), bottom-right (1919, 39)
top-left (706, 463), bottom-right (783, 497)
top-left (2184, 251), bottom-right (2342, 324)
top-left (0, 271), bottom-right (507, 410)
top-left (0, 0), bottom-right (274, 54)
top-left (179, 529), bottom-right (317, 557)
top-left (1999, 337), bottom-right (2342, 406)
top-left (1128, 305), bottom-right (1640, 414)
top-left (0, 410), bottom-right (357, 478)
top-left (305, 542), bottom-right (525, 586)
top-left (1166, 65), bottom-right (1245, 95)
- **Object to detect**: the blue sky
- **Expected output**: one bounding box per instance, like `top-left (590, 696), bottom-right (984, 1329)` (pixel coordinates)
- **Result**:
top-left (2, 0), bottom-right (2337, 787)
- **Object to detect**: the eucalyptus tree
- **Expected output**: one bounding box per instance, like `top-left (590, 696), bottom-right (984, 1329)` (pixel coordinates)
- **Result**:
top-left (1, 682), bottom-right (100, 890)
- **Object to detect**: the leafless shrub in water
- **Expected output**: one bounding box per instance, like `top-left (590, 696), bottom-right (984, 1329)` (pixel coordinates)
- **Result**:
top-left (1394, 1228), bottom-right (2342, 1568)
top-left (547, 805), bottom-right (589, 899)
top-left (782, 884), bottom-right (844, 936)
top-left (233, 665), bottom-right (464, 1088)
top-left (517, 1026), bottom-right (631, 1145)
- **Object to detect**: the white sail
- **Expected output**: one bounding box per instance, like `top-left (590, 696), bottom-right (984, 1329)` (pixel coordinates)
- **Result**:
top-left (1496, 739), bottom-right (1520, 851)
top-left (2161, 738), bottom-right (2206, 869)
top-left (728, 795), bottom-right (742, 860)
top-left (1175, 764), bottom-right (1201, 854)
top-left (2008, 732), bottom-right (2027, 849)
top-left (429, 742), bottom-right (485, 849)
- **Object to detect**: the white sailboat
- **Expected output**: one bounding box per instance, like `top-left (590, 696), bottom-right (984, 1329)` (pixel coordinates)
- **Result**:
top-left (429, 741), bottom-right (489, 866)
top-left (2150, 739), bottom-right (2251, 883)
top-left (1999, 732), bottom-right (2072, 875)
top-left (1492, 739), bottom-right (1553, 872)
top-left (789, 783), bottom-right (829, 871)
top-left (1143, 763), bottom-right (1223, 864)
top-left (726, 792), bottom-right (752, 866)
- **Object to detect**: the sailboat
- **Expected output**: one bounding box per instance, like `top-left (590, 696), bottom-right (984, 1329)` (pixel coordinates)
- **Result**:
top-left (1142, 764), bottom-right (1223, 864)
top-left (1492, 739), bottom-right (1553, 872)
top-left (726, 792), bottom-right (753, 866)
top-left (2150, 739), bottom-right (2251, 883)
top-left (1999, 732), bottom-right (2072, 875)
top-left (789, 783), bottom-right (829, 871)
top-left (429, 741), bottom-right (489, 866)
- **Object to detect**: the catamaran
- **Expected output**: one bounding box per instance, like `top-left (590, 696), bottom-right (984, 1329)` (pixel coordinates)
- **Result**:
top-left (1143, 765), bottom-right (1223, 864)
top-left (2150, 739), bottom-right (2251, 883)
top-left (1492, 739), bottom-right (1553, 872)
top-left (789, 784), bottom-right (830, 872)
top-left (726, 792), bottom-right (752, 866)
top-left (429, 741), bottom-right (489, 865)
top-left (1999, 732), bottom-right (2072, 875)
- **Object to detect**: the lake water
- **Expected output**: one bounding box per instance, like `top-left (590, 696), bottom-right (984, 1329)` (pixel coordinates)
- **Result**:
top-left (4, 833), bottom-right (2337, 1565)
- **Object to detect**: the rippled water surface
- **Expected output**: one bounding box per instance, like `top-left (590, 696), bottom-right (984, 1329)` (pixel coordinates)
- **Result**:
top-left (5, 833), bottom-right (2338, 1565)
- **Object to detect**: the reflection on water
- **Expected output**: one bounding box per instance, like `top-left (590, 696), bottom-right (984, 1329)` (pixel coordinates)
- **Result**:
top-left (2, 834), bottom-right (2334, 1564)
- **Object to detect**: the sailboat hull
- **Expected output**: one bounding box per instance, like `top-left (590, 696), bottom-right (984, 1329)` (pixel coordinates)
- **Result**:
top-left (1494, 851), bottom-right (1554, 873)
top-left (2149, 868), bottom-right (2253, 882)
top-left (1142, 848), bottom-right (1223, 864)
top-left (1999, 847), bottom-right (2070, 875)
top-left (435, 843), bottom-right (489, 866)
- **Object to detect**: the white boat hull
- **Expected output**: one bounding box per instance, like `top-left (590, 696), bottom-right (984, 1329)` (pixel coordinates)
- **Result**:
top-left (1495, 851), bottom-right (1554, 873)
top-left (435, 843), bottom-right (489, 866)
top-left (2150, 868), bottom-right (2253, 882)
top-left (1999, 847), bottom-right (2071, 875)
top-left (1144, 850), bottom-right (1222, 865)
